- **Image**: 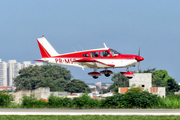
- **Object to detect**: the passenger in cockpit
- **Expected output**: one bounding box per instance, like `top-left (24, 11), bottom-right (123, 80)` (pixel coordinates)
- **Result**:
top-left (92, 52), bottom-right (99, 57)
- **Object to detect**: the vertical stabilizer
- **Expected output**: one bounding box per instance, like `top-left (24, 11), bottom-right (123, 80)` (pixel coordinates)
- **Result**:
top-left (37, 37), bottom-right (59, 58)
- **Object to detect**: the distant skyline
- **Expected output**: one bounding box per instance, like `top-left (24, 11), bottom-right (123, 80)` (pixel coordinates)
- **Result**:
top-left (0, 1), bottom-right (180, 83)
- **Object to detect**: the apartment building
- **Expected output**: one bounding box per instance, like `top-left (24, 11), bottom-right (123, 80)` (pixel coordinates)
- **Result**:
top-left (0, 59), bottom-right (43, 88)
top-left (0, 59), bottom-right (7, 86)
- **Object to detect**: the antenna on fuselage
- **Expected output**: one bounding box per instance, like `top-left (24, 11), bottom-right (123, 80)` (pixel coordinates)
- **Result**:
top-left (103, 43), bottom-right (108, 48)
top-left (78, 45), bottom-right (84, 50)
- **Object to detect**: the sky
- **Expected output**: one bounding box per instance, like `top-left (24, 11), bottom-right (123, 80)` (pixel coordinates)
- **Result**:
top-left (0, 0), bottom-right (180, 83)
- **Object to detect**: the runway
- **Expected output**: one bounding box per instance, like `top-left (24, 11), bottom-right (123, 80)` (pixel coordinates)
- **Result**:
top-left (0, 109), bottom-right (180, 115)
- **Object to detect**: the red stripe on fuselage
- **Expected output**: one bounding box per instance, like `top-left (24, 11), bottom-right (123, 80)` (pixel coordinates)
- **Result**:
top-left (51, 54), bottom-right (138, 60)
top-left (73, 58), bottom-right (115, 67)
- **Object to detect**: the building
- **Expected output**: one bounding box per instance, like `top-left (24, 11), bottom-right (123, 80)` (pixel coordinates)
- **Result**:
top-left (7, 60), bottom-right (21, 87)
top-left (0, 59), bottom-right (7, 86)
top-left (95, 82), bottom-right (102, 88)
top-left (118, 73), bottom-right (166, 98)
top-left (11, 87), bottom-right (50, 103)
top-left (0, 59), bottom-right (43, 88)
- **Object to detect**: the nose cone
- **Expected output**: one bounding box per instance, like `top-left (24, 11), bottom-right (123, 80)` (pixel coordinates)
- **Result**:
top-left (136, 56), bottom-right (144, 62)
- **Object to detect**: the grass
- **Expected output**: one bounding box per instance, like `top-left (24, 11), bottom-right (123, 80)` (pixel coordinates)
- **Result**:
top-left (0, 115), bottom-right (180, 120)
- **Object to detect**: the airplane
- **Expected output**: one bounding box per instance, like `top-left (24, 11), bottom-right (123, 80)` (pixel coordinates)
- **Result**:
top-left (34, 36), bottom-right (144, 79)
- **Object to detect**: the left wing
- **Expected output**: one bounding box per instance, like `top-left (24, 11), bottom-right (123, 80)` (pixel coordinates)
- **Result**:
top-left (73, 58), bottom-right (115, 68)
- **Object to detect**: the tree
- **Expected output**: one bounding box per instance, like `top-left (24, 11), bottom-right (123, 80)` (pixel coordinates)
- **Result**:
top-left (110, 72), bottom-right (129, 92)
top-left (151, 70), bottom-right (179, 95)
top-left (14, 65), bottom-right (72, 91)
top-left (166, 79), bottom-right (179, 94)
top-left (152, 70), bottom-right (172, 87)
top-left (65, 79), bottom-right (91, 93)
top-left (132, 68), bottom-right (156, 73)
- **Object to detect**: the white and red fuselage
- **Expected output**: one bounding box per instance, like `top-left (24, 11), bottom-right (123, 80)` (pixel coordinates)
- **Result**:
top-left (35, 36), bottom-right (144, 79)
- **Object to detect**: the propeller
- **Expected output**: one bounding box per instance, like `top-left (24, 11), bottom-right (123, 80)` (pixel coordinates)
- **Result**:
top-left (136, 48), bottom-right (142, 73)
top-left (137, 48), bottom-right (140, 73)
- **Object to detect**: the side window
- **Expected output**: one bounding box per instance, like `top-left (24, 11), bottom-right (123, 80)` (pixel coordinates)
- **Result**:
top-left (83, 53), bottom-right (89, 57)
top-left (90, 52), bottom-right (99, 57)
top-left (101, 51), bottom-right (110, 57)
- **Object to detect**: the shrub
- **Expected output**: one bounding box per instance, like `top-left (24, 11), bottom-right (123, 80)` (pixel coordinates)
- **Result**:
top-left (22, 94), bottom-right (47, 108)
top-left (101, 88), bottom-right (162, 108)
top-left (159, 94), bottom-right (180, 108)
top-left (72, 93), bottom-right (99, 108)
top-left (0, 91), bottom-right (13, 107)
top-left (48, 94), bottom-right (72, 108)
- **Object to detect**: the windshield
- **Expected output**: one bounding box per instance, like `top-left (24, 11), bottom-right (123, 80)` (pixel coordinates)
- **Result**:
top-left (110, 49), bottom-right (121, 56)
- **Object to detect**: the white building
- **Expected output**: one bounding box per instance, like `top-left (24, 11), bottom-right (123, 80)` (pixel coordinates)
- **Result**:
top-left (22, 61), bottom-right (32, 69)
top-left (7, 60), bottom-right (22, 87)
top-left (118, 73), bottom-right (166, 98)
top-left (0, 59), bottom-right (7, 86)
top-left (0, 59), bottom-right (43, 88)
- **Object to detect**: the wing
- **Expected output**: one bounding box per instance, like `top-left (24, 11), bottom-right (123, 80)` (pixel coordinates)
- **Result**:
top-left (73, 58), bottom-right (115, 68)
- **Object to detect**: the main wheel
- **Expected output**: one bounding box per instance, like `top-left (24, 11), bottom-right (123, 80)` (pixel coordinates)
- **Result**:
top-left (127, 76), bottom-right (133, 79)
top-left (105, 73), bottom-right (110, 77)
top-left (93, 76), bottom-right (98, 79)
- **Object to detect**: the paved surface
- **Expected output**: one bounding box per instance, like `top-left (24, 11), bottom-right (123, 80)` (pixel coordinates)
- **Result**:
top-left (0, 109), bottom-right (180, 115)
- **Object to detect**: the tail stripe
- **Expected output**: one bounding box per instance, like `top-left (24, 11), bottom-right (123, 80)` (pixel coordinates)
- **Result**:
top-left (36, 37), bottom-right (59, 58)
top-left (37, 40), bottom-right (51, 58)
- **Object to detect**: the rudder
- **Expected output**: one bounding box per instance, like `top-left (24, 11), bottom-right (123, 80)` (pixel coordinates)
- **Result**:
top-left (37, 36), bottom-right (59, 58)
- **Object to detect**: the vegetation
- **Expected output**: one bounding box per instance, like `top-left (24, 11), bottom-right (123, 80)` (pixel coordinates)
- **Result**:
top-left (19, 88), bottom-right (164, 109)
top-left (14, 65), bottom-right (90, 93)
top-left (101, 87), bottom-right (162, 108)
top-left (11, 65), bottom-right (180, 109)
top-left (2, 88), bottom-right (180, 109)
top-left (110, 73), bottom-right (129, 92)
top-left (0, 91), bottom-right (13, 107)
top-left (22, 94), bottom-right (47, 108)
top-left (65, 79), bottom-right (91, 93)
top-left (110, 68), bottom-right (180, 95)
top-left (14, 65), bottom-right (71, 91)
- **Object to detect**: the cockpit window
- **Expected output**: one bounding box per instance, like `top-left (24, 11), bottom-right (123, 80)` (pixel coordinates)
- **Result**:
top-left (90, 52), bottom-right (99, 57)
top-left (83, 53), bottom-right (89, 57)
top-left (110, 49), bottom-right (121, 56)
top-left (101, 51), bottom-right (110, 57)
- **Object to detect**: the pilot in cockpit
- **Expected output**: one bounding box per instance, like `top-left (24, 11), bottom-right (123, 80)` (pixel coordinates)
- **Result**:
top-left (104, 51), bottom-right (110, 57)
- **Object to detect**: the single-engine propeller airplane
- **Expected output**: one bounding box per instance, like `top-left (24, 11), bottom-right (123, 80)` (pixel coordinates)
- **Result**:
top-left (34, 36), bottom-right (144, 79)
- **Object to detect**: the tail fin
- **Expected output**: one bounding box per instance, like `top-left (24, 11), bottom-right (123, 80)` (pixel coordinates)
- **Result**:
top-left (37, 37), bottom-right (59, 58)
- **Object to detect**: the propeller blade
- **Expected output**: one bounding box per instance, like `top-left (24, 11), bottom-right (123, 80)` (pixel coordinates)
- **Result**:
top-left (138, 47), bottom-right (140, 56)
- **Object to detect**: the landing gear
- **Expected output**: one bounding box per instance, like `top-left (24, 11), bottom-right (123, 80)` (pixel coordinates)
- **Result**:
top-left (105, 73), bottom-right (110, 77)
top-left (88, 68), bottom-right (113, 79)
top-left (120, 71), bottom-right (134, 79)
top-left (93, 76), bottom-right (99, 79)
top-left (88, 72), bottom-right (101, 79)
top-left (100, 70), bottom-right (113, 77)
top-left (127, 76), bottom-right (133, 79)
